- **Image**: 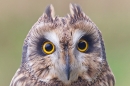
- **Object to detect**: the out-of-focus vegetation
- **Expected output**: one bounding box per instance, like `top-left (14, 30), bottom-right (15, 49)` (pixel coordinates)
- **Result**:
top-left (0, 0), bottom-right (130, 86)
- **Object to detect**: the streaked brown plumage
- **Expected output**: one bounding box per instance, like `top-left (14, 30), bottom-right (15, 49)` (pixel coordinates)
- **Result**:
top-left (10, 4), bottom-right (115, 86)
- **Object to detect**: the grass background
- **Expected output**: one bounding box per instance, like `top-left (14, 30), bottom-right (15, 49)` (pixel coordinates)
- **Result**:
top-left (0, 0), bottom-right (130, 86)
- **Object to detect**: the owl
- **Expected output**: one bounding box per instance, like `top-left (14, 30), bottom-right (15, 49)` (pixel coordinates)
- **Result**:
top-left (10, 4), bottom-right (115, 86)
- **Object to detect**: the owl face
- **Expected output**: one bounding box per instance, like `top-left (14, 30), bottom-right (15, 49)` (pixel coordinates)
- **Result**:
top-left (23, 4), bottom-right (105, 85)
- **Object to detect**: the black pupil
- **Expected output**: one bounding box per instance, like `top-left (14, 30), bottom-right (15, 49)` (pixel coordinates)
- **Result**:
top-left (78, 41), bottom-right (86, 49)
top-left (45, 43), bottom-right (53, 51)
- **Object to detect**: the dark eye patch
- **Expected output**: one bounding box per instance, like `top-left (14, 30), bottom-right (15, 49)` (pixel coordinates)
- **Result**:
top-left (80, 34), bottom-right (99, 53)
top-left (36, 37), bottom-right (49, 56)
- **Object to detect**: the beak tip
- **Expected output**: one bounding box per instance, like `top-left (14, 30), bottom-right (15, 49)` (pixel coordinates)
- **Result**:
top-left (65, 66), bottom-right (70, 80)
top-left (67, 75), bottom-right (70, 80)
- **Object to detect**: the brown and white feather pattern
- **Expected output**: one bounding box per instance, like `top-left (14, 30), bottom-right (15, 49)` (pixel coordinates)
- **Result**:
top-left (10, 4), bottom-right (115, 86)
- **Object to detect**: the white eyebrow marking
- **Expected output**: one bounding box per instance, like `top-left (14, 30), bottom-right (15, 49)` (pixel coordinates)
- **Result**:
top-left (73, 29), bottom-right (86, 46)
top-left (44, 31), bottom-right (59, 48)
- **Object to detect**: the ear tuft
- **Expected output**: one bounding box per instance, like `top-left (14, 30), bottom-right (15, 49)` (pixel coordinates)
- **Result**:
top-left (69, 3), bottom-right (83, 17)
top-left (68, 3), bottom-right (88, 24)
top-left (45, 4), bottom-right (55, 19)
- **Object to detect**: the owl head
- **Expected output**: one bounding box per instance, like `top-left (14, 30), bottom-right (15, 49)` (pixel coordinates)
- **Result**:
top-left (21, 4), bottom-right (108, 85)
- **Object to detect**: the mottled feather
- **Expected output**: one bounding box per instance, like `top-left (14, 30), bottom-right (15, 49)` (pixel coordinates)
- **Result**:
top-left (10, 4), bottom-right (115, 86)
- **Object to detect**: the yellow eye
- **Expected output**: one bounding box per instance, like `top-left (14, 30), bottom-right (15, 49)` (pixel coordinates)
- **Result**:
top-left (77, 39), bottom-right (88, 52)
top-left (42, 41), bottom-right (55, 54)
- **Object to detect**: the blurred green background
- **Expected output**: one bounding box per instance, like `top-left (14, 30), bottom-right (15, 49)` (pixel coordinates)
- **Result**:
top-left (0, 0), bottom-right (130, 86)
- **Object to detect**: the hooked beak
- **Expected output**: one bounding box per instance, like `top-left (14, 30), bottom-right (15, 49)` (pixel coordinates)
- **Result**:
top-left (65, 46), bottom-right (70, 80)
top-left (65, 54), bottom-right (70, 80)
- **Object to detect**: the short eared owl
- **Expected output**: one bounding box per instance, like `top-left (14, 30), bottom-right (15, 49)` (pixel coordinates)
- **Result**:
top-left (10, 4), bottom-right (115, 86)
